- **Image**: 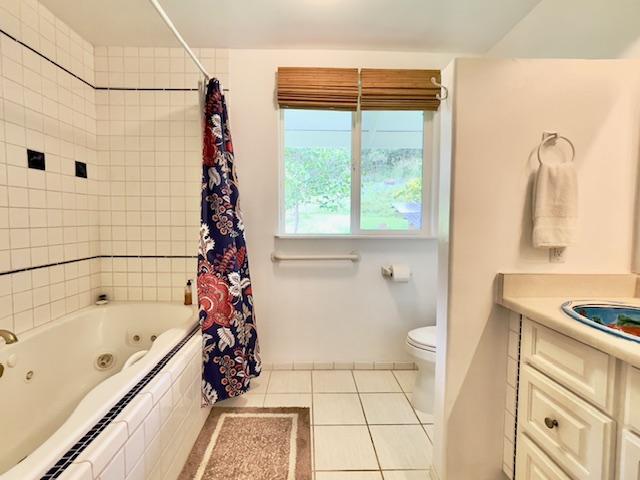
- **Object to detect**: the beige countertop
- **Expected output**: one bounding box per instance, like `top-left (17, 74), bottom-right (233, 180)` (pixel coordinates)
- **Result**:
top-left (500, 295), bottom-right (640, 369)
top-left (497, 274), bottom-right (640, 369)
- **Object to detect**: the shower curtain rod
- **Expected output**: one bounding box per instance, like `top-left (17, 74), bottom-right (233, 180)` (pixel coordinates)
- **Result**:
top-left (147, 0), bottom-right (218, 87)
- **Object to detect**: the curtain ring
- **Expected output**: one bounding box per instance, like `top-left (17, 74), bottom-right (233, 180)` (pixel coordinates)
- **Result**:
top-left (537, 134), bottom-right (575, 166)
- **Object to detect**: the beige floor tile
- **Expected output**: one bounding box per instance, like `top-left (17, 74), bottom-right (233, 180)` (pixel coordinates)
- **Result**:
top-left (360, 393), bottom-right (419, 424)
top-left (314, 426), bottom-right (379, 471)
top-left (370, 425), bottom-right (432, 470)
top-left (246, 370), bottom-right (271, 394)
top-left (316, 473), bottom-right (383, 480)
top-left (313, 394), bottom-right (366, 425)
top-left (353, 371), bottom-right (402, 393)
top-left (414, 408), bottom-right (434, 424)
top-left (382, 471), bottom-right (430, 480)
top-left (264, 393), bottom-right (313, 408)
top-left (392, 370), bottom-right (417, 393)
top-left (424, 424), bottom-right (434, 443)
top-left (267, 370), bottom-right (312, 393)
top-left (213, 394), bottom-right (264, 408)
top-left (313, 370), bottom-right (357, 393)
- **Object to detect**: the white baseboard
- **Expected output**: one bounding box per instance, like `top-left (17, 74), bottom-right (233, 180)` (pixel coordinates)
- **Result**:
top-left (264, 360), bottom-right (417, 370)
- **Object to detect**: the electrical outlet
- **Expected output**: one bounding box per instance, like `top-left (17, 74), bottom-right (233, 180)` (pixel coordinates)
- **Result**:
top-left (549, 247), bottom-right (566, 263)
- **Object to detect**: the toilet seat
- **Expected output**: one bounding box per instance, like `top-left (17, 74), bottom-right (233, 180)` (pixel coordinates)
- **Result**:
top-left (406, 326), bottom-right (436, 352)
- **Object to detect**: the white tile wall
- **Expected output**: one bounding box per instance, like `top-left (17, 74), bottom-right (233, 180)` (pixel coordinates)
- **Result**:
top-left (94, 48), bottom-right (228, 302)
top-left (0, 0), bottom-right (100, 334)
top-left (0, 0), bottom-right (95, 84)
top-left (0, 0), bottom-right (230, 332)
top-left (93, 46), bottom-right (228, 90)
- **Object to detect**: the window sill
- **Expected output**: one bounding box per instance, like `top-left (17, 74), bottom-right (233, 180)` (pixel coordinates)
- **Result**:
top-left (274, 233), bottom-right (436, 240)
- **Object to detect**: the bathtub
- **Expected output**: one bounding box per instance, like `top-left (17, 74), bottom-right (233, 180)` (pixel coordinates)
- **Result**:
top-left (0, 302), bottom-right (207, 480)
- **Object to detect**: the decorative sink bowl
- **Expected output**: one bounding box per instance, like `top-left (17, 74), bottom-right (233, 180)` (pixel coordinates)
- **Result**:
top-left (562, 302), bottom-right (640, 343)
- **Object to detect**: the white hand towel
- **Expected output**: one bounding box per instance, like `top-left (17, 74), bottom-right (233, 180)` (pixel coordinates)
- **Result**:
top-left (532, 161), bottom-right (577, 248)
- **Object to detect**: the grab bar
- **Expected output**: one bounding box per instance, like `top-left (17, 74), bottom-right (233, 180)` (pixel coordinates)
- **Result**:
top-left (271, 251), bottom-right (360, 262)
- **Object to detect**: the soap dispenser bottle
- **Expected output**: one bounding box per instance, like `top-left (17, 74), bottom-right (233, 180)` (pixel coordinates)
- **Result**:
top-left (184, 279), bottom-right (193, 305)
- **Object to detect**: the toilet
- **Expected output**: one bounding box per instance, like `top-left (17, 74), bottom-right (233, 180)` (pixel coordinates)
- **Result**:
top-left (406, 326), bottom-right (436, 414)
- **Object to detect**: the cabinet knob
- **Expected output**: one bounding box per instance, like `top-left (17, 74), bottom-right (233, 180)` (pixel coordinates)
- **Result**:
top-left (544, 417), bottom-right (559, 429)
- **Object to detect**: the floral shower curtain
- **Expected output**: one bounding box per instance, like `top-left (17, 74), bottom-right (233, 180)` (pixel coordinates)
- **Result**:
top-left (198, 79), bottom-right (261, 405)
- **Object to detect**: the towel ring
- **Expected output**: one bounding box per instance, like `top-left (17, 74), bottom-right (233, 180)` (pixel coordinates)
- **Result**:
top-left (537, 134), bottom-right (575, 166)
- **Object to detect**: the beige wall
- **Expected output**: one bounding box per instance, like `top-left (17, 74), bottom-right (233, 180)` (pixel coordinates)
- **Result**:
top-left (488, 0), bottom-right (640, 59)
top-left (228, 49), bottom-right (460, 364)
top-left (438, 58), bottom-right (640, 479)
top-left (432, 59), bottom-right (455, 480)
top-left (92, 45), bottom-right (454, 364)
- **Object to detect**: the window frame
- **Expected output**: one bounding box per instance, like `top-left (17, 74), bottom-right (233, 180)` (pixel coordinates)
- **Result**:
top-left (277, 108), bottom-right (435, 239)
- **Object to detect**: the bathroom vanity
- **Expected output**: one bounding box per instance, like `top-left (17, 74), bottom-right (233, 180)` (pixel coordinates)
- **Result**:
top-left (497, 274), bottom-right (640, 480)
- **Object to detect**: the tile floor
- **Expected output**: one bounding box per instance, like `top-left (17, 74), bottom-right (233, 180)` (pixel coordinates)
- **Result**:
top-left (214, 369), bottom-right (433, 479)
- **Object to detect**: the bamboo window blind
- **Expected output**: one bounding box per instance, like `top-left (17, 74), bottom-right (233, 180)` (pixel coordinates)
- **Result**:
top-left (276, 67), bottom-right (359, 110)
top-left (360, 68), bottom-right (441, 111)
top-left (276, 67), bottom-right (441, 111)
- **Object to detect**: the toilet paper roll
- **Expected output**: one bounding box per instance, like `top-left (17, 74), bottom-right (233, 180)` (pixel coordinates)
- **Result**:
top-left (390, 264), bottom-right (411, 282)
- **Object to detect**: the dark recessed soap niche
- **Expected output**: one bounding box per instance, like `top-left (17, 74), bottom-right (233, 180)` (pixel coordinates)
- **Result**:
top-left (75, 161), bottom-right (87, 178)
top-left (27, 149), bottom-right (45, 170)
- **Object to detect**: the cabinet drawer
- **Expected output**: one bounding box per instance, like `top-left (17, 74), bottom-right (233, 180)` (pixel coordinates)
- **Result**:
top-left (522, 319), bottom-right (615, 412)
top-left (516, 434), bottom-right (571, 480)
top-left (620, 429), bottom-right (640, 480)
top-left (518, 365), bottom-right (615, 480)
top-left (625, 366), bottom-right (640, 433)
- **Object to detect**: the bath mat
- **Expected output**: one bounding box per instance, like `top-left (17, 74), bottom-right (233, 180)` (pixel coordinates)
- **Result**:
top-left (179, 407), bottom-right (312, 480)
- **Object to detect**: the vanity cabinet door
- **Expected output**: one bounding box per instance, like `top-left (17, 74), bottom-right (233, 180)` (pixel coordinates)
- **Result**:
top-left (521, 319), bottom-right (615, 413)
top-left (620, 430), bottom-right (640, 480)
top-left (518, 365), bottom-right (615, 480)
top-left (625, 366), bottom-right (640, 433)
top-left (516, 434), bottom-right (571, 480)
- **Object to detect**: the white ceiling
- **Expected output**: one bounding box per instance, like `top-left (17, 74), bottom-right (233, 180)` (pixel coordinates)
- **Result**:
top-left (39, 0), bottom-right (541, 53)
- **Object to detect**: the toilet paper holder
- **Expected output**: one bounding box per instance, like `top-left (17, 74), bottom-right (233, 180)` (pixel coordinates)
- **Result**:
top-left (381, 265), bottom-right (411, 282)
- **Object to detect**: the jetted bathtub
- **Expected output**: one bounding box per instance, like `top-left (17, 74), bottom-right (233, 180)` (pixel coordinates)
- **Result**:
top-left (0, 302), bottom-right (200, 479)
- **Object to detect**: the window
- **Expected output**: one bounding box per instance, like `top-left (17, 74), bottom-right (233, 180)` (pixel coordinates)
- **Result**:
top-left (283, 110), bottom-right (352, 234)
top-left (361, 111), bottom-right (424, 231)
top-left (281, 109), bottom-right (430, 236)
